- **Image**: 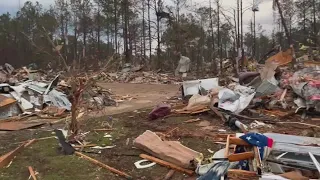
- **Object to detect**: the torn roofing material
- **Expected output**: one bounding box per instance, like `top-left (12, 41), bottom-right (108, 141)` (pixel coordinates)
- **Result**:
top-left (0, 121), bottom-right (45, 131)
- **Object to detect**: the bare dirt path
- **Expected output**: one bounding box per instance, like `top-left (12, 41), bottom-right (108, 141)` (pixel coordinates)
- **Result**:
top-left (94, 82), bottom-right (180, 116)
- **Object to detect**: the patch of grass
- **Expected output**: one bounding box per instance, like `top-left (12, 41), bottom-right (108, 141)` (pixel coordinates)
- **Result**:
top-left (0, 138), bottom-right (108, 180)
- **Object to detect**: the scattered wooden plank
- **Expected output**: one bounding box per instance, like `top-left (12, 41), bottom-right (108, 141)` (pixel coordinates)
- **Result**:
top-left (75, 151), bottom-right (132, 179)
top-left (139, 154), bottom-right (194, 176)
top-left (24, 139), bottom-right (36, 148)
top-left (28, 166), bottom-right (37, 180)
top-left (0, 121), bottom-right (45, 131)
top-left (93, 128), bottom-right (113, 131)
top-left (190, 108), bottom-right (210, 114)
top-left (0, 142), bottom-right (27, 168)
top-left (312, 118), bottom-right (320, 121)
top-left (13, 136), bottom-right (55, 145)
top-left (184, 119), bottom-right (201, 123)
top-left (228, 152), bottom-right (255, 162)
top-left (229, 137), bottom-right (250, 146)
top-left (224, 135), bottom-right (230, 158)
top-left (73, 144), bottom-right (97, 148)
top-left (164, 169), bottom-right (175, 180)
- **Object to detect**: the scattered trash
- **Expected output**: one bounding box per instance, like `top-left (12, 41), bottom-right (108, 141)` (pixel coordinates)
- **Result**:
top-left (54, 129), bottom-right (75, 155)
top-left (103, 134), bottom-right (112, 138)
top-left (91, 145), bottom-right (116, 150)
top-left (134, 159), bottom-right (156, 169)
top-left (148, 103), bottom-right (171, 120)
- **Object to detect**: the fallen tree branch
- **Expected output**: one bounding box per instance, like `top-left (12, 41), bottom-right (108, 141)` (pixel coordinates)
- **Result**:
top-left (75, 151), bottom-right (132, 179)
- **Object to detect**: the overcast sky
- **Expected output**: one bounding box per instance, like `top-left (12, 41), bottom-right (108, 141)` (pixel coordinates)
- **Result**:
top-left (0, 0), bottom-right (275, 34)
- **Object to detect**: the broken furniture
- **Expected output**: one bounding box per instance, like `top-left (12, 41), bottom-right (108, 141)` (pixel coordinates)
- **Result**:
top-left (224, 135), bottom-right (260, 178)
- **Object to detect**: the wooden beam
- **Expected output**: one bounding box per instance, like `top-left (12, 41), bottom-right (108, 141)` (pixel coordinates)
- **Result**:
top-left (75, 152), bottom-right (132, 179)
top-left (139, 154), bottom-right (194, 176)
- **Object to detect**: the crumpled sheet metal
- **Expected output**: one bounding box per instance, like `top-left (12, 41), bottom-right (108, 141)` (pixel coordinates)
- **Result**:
top-left (43, 89), bottom-right (71, 111)
top-left (218, 85), bottom-right (256, 114)
top-left (237, 133), bottom-right (320, 156)
top-left (133, 130), bottom-right (200, 169)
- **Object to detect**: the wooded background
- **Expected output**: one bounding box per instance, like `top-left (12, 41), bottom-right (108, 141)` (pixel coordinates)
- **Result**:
top-left (0, 0), bottom-right (318, 74)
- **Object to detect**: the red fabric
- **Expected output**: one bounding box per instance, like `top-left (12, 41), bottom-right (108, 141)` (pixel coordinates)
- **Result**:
top-left (148, 103), bottom-right (171, 120)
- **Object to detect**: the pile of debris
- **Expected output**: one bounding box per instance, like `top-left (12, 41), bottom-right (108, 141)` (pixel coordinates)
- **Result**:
top-left (141, 49), bottom-right (320, 179)
top-left (0, 64), bottom-right (119, 121)
top-left (95, 63), bottom-right (179, 84)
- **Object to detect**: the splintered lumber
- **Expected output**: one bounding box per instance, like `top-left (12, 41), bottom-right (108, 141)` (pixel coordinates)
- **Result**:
top-left (24, 139), bottom-right (36, 148)
top-left (228, 169), bottom-right (258, 179)
top-left (73, 144), bottom-right (97, 148)
top-left (74, 151), bottom-right (132, 179)
top-left (184, 119), bottom-right (202, 123)
top-left (229, 137), bottom-right (250, 146)
top-left (228, 152), bottom-right (255, 162)
top-left (93, 128), bottom-right (113, 131)
top-left (139, 154), bottom-right (194, 176)
top-left (164, 170), bottom-right (175, 180)
top-left (14, 136), bottom-right (55, 145)
top-left (0, 142), bottom-right (27, 168)
top-left (28, 166), bottom-right (37, 180)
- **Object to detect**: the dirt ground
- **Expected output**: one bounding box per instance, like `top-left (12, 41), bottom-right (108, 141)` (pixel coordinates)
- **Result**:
top-left (94, 82), bottom-right (180, 116)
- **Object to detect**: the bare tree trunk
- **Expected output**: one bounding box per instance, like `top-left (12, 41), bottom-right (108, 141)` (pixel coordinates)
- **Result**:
top-left (74, 18), bottom-right (78, 62)
top-left (147, 0), bottom-right (152, 60)
top-left (312, 0), bottom-right (317, 45)
top-left (275, 0), bottom-right (291, 46)
top-left (237, 0), bottom-right (240, 51)
top-left (156, 1), bottom-right (161, 68)
top-left (217, 0), bottom-right (222, 75)
top-left (114, 0), bottom-right (118, 53)
top-left (209, 0), bottom-right (215, 71)
top-left (142, 0), bottom-right (146, 60)
top-left (123, 0), bottom-right (130, 62)
top-left (97, 10), bottom-right (101, 60)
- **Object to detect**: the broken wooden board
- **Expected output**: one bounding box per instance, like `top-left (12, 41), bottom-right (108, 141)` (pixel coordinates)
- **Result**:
top-left (0, 95), bottom-right (16, 107)
top-left (75, 152), bottom-right (132, 179)
top-left (140, 154), bottom-right (194, 176)
top-left (0, 140), bottom-right (32, 168)
top-left (265, 48), bottom-right (293, 66)
top-left (0, 121), bottom-right (45, 131)
top-left (28, 166), bottom-right (37, 180)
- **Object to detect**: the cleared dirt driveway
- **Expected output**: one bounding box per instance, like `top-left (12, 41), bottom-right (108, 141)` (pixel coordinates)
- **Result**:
top-left (94, 82), bottom-right (180, 116)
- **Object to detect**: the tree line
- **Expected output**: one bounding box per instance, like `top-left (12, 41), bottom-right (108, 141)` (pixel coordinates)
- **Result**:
top-left (0, 0), bottom-right (318, 74)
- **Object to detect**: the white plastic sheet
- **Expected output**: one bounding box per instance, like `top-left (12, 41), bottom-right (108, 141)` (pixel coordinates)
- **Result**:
top-left (218, 85), bottom-right (255, 114)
